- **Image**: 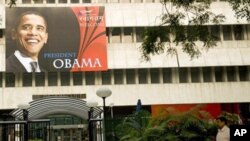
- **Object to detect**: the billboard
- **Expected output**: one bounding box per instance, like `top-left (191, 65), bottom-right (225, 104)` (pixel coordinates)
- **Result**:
top-left (6, 7), bottom-right (107, 72)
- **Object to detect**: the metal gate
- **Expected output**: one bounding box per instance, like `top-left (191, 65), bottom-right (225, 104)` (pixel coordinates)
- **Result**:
top-left (0, 119), bottom-right (50, 141)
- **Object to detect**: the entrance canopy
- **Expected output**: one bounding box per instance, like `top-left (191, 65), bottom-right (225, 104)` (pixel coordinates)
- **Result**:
top-left (11, 96), bottom-right (102, 120)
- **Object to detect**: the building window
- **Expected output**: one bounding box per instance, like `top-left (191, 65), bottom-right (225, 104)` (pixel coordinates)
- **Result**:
top-left (102, 70), bottom-right (111, 85)
top-left (35, 73), bottom-right (45, 86)
top-left (0, 73), bottom-right (2, 87)
top-left (0, 30), bottom-right (3, 38)
top-left (46, 0), bottom-right (55, 3)
top-left (233, 25), bottom-right (244, 40)
top-left (34, 0), bottom-right (43, 3)
top-left (179, 68), bottom-right (188, 83)
top-left (239, 66), bottom-right (249, 81)
top-left (23, 73), bottom-right (32, 87)
top-left (136, 27), bottom-right (144, 42)
top-left (215, 67), bottom-right (223, 82)
top-left (73, 72), bottom-right (83, 86)
top-left (191, 67), bottom-right (200, 83)
top-left (161, 27), bottom-right (170, 42)
top-left (58, 0), bottom-right (67, 3)
top-left (123, 27), bottom-right (133, 43)
top-left (210, 25), bottom-right (221, 41)
top-left (162, 68), bottom-right (172, 83)
top-left (138, 69), bottom-right (148, 84)
top-left (223, 25), bottom-right (232, 40)
top-left (246, 25), bottom-right (250, 40)
top-left (85, 72), bottom-right (95, 85)
top-left (202, 67), bottom-right (212, 82)
top-left (111, 27), bottom-right (121, 43)
top-left (150, 68), bottom-right (160, 83)
top-left (198, 26), bottom-right (209, 41)
top-left (61, 72), bottom-right (70, 86)
top-left (114, 69), bottom-right (123, 84)
top-left (5, 73), bottom-right (15, 87)
top-left (106, 28), bottom-right (110, 43)
top-left (126, 69), bottom-right (135, 84)
top-left (83, 0), bottom-right (91, 3)
top-left (227, 67), bottom-right (236, 82)
top-left (48, 72), bottom-right (58, 86)
top-left (71, 0), bottom-right (79, 3)
top-left (22, 0), bottom-right (31, 3)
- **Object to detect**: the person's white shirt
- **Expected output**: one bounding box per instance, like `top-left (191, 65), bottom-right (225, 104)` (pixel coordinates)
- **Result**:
top-left (14, 50), bottom-right (41, 72)
top-left (216, 125), bottom-right (230, 141)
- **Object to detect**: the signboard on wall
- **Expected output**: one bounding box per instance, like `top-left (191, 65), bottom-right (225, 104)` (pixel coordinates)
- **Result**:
top-left (5, 7), bottom-right (107, 72)
top-left (0, 5), bottom-right (5, 28)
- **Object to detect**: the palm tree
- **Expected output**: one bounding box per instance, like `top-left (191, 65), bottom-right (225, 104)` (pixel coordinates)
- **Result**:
top-left (115, 110), bottom-right (156, 141)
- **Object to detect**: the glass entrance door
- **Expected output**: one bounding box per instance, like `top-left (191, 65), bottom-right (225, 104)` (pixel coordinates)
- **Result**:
top-left (51, 126), bottom-right (88, 141)
top-left (48, 114), bottom-right (88, 141)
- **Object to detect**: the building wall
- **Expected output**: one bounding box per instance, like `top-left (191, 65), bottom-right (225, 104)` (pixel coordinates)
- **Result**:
top-left (0, 66), bottom-right (249, 109)
top-left (0, 0), bottom-right (250, 109)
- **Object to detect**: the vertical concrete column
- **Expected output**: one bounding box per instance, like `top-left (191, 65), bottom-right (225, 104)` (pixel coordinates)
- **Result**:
top-left (172, 68), bottom-right (179, 83)
top-left (45, 72), bottom-right (48, 86)
top-left (223, 67), bottom-right (227, 82)
top-left (57, 72), bottom-right (61, 86)
top-left (159, 68), bottom-right (163, 84)
top-left (235, 66), bottom-right (240, 82)
top-left (200, 67), bottom-right (204, 83)
top-left (135, 69), bottom-right (139, 84)
top-left (211, 67), bottom-right (216, 82)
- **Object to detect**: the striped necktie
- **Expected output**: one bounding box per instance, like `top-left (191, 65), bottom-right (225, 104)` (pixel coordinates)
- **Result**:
top-left (30, 62), bottom-right (38, 72)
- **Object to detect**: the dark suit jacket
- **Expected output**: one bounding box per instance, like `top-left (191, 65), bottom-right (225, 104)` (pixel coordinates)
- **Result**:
top-left (6, 54), bottom-right (46, 72)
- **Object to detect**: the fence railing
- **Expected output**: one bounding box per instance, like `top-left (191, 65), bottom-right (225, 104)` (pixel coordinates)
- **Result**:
top-left (0, 119), bottom-right (50, 141)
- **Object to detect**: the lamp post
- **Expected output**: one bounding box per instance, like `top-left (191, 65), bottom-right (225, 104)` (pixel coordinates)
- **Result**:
top-left (109, 103), bottom-right (115, 141)
top-left (86, 101), bottom-right (98, 141)
top-left (96, 88), bottom-right (112, 141)
top-left (18, 104), bottom-right (30, 141)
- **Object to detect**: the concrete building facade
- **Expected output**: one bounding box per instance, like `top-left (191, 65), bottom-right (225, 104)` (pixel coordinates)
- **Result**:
top-left (0, 0), bottom-right (250, 140)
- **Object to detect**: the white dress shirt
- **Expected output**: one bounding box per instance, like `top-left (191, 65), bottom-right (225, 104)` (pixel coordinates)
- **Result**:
top-left (14, 50), bottom-right (41, 72)
top-left (216, 125), bottom-right (230, 141)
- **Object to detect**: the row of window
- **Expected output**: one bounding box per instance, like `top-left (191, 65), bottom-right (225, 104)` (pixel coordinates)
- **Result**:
top-left (3, 0), bottom-right (229, 4)
top-left (32, 94), bottom-right (86, 100)
top-left (2, 24), bottom-right (249, 44)
top-left (1, 66), bottom-right (249, 87)
top-left (107, 25), bottom-right (250, 43)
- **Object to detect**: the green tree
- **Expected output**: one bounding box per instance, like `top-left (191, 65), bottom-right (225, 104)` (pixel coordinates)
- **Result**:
top-left (138, 0), bottom-right (249, 62)
top-left (149, 106), bottom-right (218, 141)
top-left (228, 0), bottom-right (250, 22)
top-left (141, 0), bottom-right (225, 62)
top-left (115, 110), bottom-right (153, 141)
top-left (116, 106), bottom-right (218, 141)
top-left (219, 111), bottom-right (241, 125)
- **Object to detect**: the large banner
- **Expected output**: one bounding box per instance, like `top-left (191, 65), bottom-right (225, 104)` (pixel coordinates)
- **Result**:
top-left (6, 7), bottom-right (107, 72)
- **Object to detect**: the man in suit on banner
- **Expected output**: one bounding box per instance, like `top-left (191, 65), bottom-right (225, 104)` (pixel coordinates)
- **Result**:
top-left (6, 10), bottom-right (48, 72)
